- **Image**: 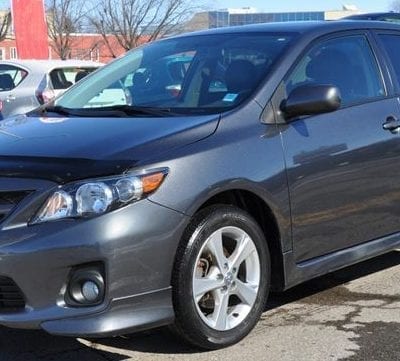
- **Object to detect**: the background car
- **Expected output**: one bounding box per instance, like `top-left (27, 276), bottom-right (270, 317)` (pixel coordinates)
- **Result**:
top-left (344, 12), bottom-right (400, 23)
top-left (0, 60), bottom-right (102, 118)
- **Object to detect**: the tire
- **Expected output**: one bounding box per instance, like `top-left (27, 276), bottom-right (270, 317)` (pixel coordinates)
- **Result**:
top-left (172, 205), bottom-right (271, 350)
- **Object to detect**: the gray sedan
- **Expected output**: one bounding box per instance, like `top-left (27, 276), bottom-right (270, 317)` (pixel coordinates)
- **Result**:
top-left (1, 20), bottom-right (400, 351)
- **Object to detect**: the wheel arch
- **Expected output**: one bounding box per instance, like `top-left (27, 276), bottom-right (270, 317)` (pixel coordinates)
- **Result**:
top-left (194, 188), bottom-right (287, 292)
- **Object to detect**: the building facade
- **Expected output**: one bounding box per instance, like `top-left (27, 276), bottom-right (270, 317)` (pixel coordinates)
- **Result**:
top-left (0, 34), bottom-right (131, 63)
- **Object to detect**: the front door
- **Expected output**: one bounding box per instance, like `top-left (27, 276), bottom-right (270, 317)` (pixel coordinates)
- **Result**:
top-left (279, 33), bottom-right (400, 262)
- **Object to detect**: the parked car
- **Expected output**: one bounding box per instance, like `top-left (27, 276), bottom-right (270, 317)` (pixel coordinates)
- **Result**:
top-left (0, 60), bottom-right (102, 118)
top-left (344, 12), bottom-right (400, 22)
top-left (1, 20), bottom-right (400, 350)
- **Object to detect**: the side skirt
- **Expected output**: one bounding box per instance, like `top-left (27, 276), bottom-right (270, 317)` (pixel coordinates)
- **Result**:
top-left (282, 232), bottom-right (400, 290)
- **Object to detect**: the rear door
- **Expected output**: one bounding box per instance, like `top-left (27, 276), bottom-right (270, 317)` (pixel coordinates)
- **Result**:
top-left (278, 32), bottom-right (400, 262)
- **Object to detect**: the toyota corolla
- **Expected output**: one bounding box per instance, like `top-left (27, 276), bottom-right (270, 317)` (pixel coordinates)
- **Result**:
top-left (0, 20), bottom-right (399, 350)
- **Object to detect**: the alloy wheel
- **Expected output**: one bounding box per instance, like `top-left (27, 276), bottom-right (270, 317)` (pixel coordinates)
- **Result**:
top-left (192, 226), bottom-right (261, 331)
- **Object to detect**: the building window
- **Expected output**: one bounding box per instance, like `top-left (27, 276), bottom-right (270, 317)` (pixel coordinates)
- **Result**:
top-left (90, 48), bottom-right (100, 62)
top-left (0, 48), bottom-right (5, 60)
top-left (10, 47), bottom-right (17, 59)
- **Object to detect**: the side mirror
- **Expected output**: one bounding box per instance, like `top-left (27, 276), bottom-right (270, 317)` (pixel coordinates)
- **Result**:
top-left (281, 84), bottom-right (341, 120)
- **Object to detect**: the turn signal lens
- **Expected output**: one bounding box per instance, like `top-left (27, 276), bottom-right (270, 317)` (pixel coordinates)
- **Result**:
top-left (142, 172), bottom-right (166, 194)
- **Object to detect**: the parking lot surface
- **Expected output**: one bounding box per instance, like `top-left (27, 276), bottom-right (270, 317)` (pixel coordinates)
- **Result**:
top-left (1, 251), bottom-right (399, 361)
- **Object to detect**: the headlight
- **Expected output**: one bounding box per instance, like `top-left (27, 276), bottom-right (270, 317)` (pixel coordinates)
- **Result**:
top-left (31, 168), bottom-right (168, 224)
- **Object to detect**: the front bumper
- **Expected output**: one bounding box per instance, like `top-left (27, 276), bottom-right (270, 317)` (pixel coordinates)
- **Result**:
top-left (0, 188), bottom-right (188, 336)
top-left (3, 287), bottom-right (174, 337)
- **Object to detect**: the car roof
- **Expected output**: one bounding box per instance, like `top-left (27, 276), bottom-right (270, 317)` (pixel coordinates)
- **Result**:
top-left (175, 20), bottom-right (400, 38)
top-left (0, 59), bottom-right (103, 73)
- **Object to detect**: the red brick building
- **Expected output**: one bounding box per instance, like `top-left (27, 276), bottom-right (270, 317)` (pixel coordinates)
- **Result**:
top-left (50, 34), bottom-right (129, 63)
top-left (0, 33), bottom-right (131, 63)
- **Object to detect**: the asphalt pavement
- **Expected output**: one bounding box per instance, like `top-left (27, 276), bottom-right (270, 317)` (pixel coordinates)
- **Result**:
top-left (1, 251), bottom-right (399, 361)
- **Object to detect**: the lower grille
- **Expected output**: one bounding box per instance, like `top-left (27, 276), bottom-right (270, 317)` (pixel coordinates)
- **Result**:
top-left (0, 191), bottom-right (30, 223)
top-left (0, 277), bottom-right (25, 312)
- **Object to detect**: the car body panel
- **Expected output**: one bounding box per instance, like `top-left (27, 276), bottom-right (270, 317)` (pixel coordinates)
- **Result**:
top-left (0, 113), bottom-right (219, 182)
top-left (0, 194), bottom-right (186, 331)
top-left (147, 101), bottom-right (292, 253)
top-left (281, 98), bottom-right (400, 262)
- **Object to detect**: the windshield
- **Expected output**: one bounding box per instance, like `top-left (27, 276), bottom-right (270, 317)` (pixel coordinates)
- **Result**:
top-left (55, 32), bottom-right (296, 115)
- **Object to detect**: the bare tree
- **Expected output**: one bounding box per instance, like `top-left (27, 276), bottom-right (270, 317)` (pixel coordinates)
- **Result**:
top-left (88, 0), bottom-right (196, 58)
top-left (46, 0), bottom-right (87, 59)
top-left (0, 10), bottom-right (11, 42)
top-left (390, 0), bottom-right (400, 11)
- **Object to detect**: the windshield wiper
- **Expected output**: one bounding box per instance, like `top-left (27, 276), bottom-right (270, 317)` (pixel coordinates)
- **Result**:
top-left (26, 105), bottom-right (69, 117)
top-left (105, 105), bottom-right (180, 117)
top-left (38, 105), bottom-right (128, 118)
top-left (35, 104), bottom-right (179, 118)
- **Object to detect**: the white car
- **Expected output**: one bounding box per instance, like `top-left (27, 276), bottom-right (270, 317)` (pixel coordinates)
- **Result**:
top-left (0, 60), bottom-right (102, 118)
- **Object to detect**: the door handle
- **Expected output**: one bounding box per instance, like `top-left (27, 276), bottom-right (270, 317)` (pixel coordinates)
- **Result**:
top-left (5, 95), bottom-right (15, 102)
top-left (383, 116), bottom-right (400, 134)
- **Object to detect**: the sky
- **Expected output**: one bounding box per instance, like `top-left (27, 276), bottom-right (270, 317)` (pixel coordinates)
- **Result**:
top-left (212, 0), bottom-right (392, 13)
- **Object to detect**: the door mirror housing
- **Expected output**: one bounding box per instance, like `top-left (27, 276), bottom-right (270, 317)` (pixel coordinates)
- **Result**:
top-left (281, 84), bottom-right (341, 120)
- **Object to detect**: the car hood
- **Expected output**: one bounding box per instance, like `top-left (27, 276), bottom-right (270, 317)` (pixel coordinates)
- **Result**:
top-left (0, 114), bottom-right (219, 183)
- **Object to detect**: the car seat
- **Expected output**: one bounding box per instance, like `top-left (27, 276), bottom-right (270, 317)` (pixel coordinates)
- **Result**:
top-left (0, 74), bottom-right (15, 91)
top-left (224, 59), bottom-right (258, 94)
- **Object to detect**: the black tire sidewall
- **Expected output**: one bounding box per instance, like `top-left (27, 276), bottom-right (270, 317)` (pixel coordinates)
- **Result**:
top-left (172, 205), bottom-right (271, 349)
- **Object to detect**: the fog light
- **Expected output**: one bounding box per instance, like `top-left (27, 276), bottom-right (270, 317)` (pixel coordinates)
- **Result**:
top-left (67, 267), bottom-right (105, 306)
top-left (82, 281), bottom-right (100, 303)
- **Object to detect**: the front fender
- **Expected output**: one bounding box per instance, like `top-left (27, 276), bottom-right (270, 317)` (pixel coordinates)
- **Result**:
top-left (147, 106), bottom-right (291, 252)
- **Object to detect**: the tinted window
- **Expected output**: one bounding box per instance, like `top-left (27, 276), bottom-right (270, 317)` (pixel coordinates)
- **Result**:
top-left (378, 34), bottom-right (400, 89)
top-left (286, 36), bottom-right (384, 106)
top-left (0, 64), bottom-right (28, 91)
top-left (56, 33), bottom-right (296, 115)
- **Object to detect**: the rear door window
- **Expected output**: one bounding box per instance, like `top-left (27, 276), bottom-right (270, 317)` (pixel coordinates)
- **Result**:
top-left (0, 64), bottom-right (28, 91)
top-left (49, 67), bottom-right (97, 90)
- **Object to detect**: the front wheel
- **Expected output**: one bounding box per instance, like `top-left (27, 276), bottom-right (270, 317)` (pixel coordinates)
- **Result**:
top-left (172, 205), bottom-right (270, 349)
